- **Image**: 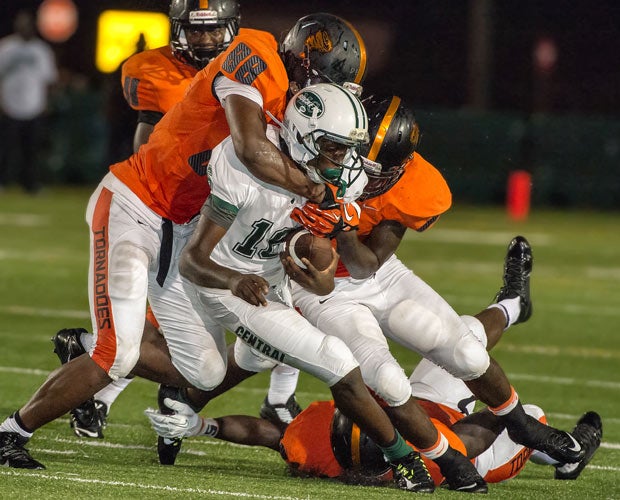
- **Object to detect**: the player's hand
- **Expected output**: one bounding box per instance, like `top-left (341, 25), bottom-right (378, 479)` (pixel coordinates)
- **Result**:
top-left (228, 273), bottom-right (270, 306)
top-left (290, 202), bottom-right (344, 238)
top-left (340, 201), bottom-right (361, 232)
top-left (281, 247), bottom-right (339, 295)
top-left (318, 183), bottom-right (342, 210)
top-left (144, 399), bottom-right (204, 439)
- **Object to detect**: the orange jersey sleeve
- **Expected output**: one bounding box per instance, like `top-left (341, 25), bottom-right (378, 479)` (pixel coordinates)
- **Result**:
top-left (111, 29), bottom-right (289, 223)
top-left (280, 400), bottom-right (344, 478)
top-left (202, 28), bottom-right (289, 121)
top-left (120, 46), bottom-right (197, 114)
top-left (358, 152), bottom-right (452, 237)
top-left (335, 153), bottom-right (452, 276)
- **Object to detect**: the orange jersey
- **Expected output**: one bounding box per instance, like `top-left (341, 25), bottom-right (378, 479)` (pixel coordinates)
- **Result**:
top-left (280, 400), bottom-right (344, 478)
top-left (120, 46), bottom-right (197, 114)
top-left (335, 152), bottom-right (452, 276)
top-left (110, 29), bottom-right (289, 224)
top-left (280, 400), bottom-right (466, 486)
top-left (357, 152), bottom-right (452, 236)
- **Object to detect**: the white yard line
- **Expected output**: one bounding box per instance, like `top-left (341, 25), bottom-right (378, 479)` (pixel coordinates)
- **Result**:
top-left (0, 469), bottom-right (302, 499)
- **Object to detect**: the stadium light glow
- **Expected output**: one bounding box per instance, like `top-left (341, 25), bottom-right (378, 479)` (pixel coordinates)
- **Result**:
top-left (96, 10), bottom-right (169, 73)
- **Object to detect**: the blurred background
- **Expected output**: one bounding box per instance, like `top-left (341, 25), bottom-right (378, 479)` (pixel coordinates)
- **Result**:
top-left (1, 0), bottom-right (619, 210)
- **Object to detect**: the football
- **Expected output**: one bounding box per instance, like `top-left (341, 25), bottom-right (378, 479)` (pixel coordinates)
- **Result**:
top-left (284, 228), bottom-right (333, 271)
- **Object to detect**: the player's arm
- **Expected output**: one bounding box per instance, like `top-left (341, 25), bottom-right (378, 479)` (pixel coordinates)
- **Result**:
top-left (133, 110), bottom-right (164, 152)
top-left (335, 220), bottom-right (406, 279)
top-left (223, 93), bottom-right (325, 202)
top-left (178, 198), bottom-right (270, 306)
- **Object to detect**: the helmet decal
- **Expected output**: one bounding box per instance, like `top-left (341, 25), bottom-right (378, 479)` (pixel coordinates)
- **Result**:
top-left (294, 91), bottom-right (325, 119)
top-left (304, 30), bottom-right (333, 54)
top-left (189, 10), bottom-right (218, 22)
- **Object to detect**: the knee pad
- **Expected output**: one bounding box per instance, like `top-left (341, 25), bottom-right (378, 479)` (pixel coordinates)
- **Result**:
top-left (449, 334), bottom-right (490, 381)
top-left (317, 335), bottom-right (359, 377)
top-left (189, 354), bottom-right (227, 392)
top-left (460, 315), bottom-right (488, 348)
top-left (371, 362), bottom-right (412, 407)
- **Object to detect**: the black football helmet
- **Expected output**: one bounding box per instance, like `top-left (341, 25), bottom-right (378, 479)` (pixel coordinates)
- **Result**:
top-left (169, 0), bottom-right (240, 69)
top-left (330, 409), bottom-right (391, 477)
top-left (280, 13), bottom-right (367, 94)
top-left (358, 95), bottom-right (420, 201)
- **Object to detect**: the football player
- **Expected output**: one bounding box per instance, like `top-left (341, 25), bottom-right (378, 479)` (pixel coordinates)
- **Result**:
top-left (174, 81), bottom-right (435, 493)
top-left (287, 94), bottom-right (594, 482)
top-left (147, 386), bottom-right (602, 485)
top-left (52, 0), bottom-right (302, 442)
top-left (0, 12), bottom-right (368, 470)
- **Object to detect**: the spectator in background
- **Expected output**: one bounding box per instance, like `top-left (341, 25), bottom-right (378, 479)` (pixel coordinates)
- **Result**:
top-left (0, 10), bottom-right (58, 194)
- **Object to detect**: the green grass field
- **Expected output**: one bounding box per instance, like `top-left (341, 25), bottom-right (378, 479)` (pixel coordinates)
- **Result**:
top-left (0, 187), bottom-right (618, 499)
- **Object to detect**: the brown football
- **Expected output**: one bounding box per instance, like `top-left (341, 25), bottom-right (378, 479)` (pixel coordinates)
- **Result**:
top-left (285, 228), bottom-right (333, 271)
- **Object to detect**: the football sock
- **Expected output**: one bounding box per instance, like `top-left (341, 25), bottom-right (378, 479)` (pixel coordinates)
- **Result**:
top-left (95, 377), bottom-right (134, 410)
top-left (418, 431), bottom-right (450, 460)
top-left (267, 364), bottom-right (300, 405)
top-left (198, 417), bottom-right (219, 438)
top-left (489, 386), bottom-right (519, 416)
top-left (0, 412), bottom-right (33, 439)
top-left (488, 296), bottom-right (521, 329)
top-left (379, 430), bottom-right (413, 461)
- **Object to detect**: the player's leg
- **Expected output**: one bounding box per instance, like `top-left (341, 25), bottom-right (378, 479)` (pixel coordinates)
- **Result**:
top-left (195, 289), bottom-right (435, 493)
top-left (0, 179), bottom-right (155, 468)
top-left (259, 364), bottom-right (302, 426)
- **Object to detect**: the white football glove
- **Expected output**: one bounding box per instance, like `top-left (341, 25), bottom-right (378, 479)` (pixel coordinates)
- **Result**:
top-left (144, 398), bottom-right (205, 439)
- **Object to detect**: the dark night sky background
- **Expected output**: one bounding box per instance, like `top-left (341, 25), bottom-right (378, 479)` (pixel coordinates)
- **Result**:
top-left (2, 0), bottom-right (619, 116)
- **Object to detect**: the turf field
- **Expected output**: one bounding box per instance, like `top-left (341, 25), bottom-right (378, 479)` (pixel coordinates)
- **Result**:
top-left (0, 187), bottom-right (618, 499)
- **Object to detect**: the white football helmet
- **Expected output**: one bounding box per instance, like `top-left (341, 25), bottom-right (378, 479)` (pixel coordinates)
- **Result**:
top-left (276, 83), bottom-right (369, 200)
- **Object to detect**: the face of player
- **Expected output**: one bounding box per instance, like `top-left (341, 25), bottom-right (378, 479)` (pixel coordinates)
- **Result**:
top-left (186, 26), bottom-right (226, 51)
top-left (307, 136), bottom-right (351, 184)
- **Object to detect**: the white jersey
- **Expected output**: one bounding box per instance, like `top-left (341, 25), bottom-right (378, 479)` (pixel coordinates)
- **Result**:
top-left (207, 125), bottom-right (304, 286)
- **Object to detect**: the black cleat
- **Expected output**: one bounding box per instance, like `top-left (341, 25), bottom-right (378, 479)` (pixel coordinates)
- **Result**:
top-left (555, 411), bottom-right (602, 480)
top-left (52, 328), bottom-right (106, 438)
top-left (437, 447), bottom-right (488, 494)
top-left (524, 427), bottom-right (585, 464)
top-left (389, 451), bottom-right (435, 493)
top-left (70, 399), bottom-right (106, 439)
top-left (156, 385), bottom-right (188, 465)
top-left (259, 394), bottom-right (302, 428)
top-left (51, 328), bottom-right (89, 364)
top-left (0, 431), bottom-right (45, 469)
top-left (494, 236), bottom-right (533, 324)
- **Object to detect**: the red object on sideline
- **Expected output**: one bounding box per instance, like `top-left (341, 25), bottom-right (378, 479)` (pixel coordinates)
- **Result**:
top-left (507, 170), bottom-right (531, 221)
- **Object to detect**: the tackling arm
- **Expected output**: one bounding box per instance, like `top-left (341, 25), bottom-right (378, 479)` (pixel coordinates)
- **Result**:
top-left (335, 220), bottom-right (406, 279)
top-left (224, 94), bottom-right (324, 202)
